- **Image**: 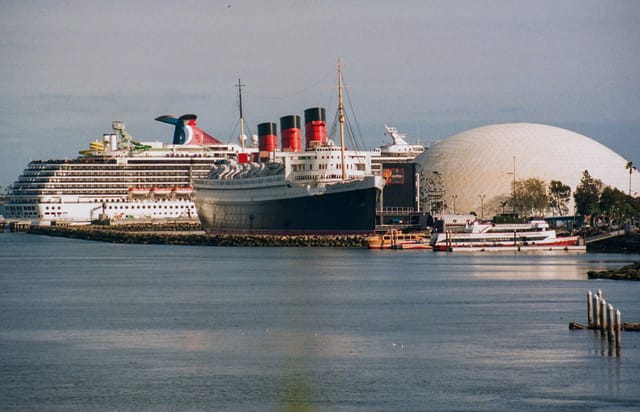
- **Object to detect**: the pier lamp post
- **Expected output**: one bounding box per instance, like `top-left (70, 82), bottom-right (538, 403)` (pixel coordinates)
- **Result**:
top-left (507, 156), bottom-right (516, 216)
top-left (452, 194), bottom-right (458, 214)
top-left (512, 156), bottom-right (516, 215)
top-left (479, 194), bottom-right (486, 219)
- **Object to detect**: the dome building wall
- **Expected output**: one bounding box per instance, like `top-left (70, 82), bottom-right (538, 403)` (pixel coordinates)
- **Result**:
top-left (415, 123), bottom-right (640, 216)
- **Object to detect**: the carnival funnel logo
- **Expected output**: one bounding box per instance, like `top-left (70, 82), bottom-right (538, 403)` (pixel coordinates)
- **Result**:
top-left (155, 114), bottom-right (221, 145)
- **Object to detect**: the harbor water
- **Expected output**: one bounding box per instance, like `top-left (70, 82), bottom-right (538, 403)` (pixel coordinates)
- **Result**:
top-left (1, 232), bottom-right (639, 411)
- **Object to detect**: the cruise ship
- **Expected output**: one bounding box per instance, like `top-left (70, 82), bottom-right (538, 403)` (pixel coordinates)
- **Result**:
top-left (4, 115), bottom-right (255, 225)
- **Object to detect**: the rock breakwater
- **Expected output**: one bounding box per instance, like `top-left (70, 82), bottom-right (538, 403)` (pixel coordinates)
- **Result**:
top-left (587, 262), bottom-right (640, 281)
top-left (29, 225), bottom-right (368, 247)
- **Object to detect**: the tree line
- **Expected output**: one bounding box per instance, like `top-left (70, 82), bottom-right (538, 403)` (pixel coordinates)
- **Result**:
top-left (507, 170), bottom-right (639, 225)
top-left (573, 169), bottom-right (639, 227)
top-left (421, 162), bottom-right (639, 225)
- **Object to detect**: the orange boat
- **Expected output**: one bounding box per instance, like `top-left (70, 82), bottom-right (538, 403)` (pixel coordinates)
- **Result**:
top-left (367, 229), bottom-right (431, 250)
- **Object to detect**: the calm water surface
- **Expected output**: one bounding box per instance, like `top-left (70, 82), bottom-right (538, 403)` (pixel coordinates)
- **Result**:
top-left (1, 232), bottom-right (639, 411)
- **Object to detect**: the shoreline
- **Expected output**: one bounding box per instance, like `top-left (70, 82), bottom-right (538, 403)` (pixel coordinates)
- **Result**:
top-left (20, 224), bottom-right (640, 252)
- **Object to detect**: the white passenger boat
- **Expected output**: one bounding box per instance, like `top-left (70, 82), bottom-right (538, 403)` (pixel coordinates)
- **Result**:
top-left (430, 219), bottom-right (584, 252)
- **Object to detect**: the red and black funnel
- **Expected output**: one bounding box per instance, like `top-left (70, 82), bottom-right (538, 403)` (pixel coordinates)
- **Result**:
top-left (304, 107), bottom-right (326, 149)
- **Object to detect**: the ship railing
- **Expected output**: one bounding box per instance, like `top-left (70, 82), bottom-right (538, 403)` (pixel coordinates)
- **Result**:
top-left (377, 207), bottom-right (416, 215)
top-left (195, 174), bottom-right (283, 187)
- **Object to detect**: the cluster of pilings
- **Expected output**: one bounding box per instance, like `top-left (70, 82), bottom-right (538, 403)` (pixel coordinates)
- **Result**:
top-left (569, 289), bottom-right (623, 356)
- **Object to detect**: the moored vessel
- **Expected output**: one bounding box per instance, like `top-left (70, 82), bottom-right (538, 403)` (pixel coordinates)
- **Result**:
top-left (366, 229), bottom-right (431, 249)
top-left (430, 219), bottom-right (584, 252)
top-left (193, 63), bottom-right (386, 235)
top-left (5, 116), bottom-right (255, 225)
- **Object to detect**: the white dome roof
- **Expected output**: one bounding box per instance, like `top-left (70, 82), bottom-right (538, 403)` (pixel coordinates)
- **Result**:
top-left (415, 122), bottom-right (640, 215)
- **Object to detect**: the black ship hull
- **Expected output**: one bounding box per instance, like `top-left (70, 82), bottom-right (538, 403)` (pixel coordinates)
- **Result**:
top-left (195, 176), bottom-right (382, 235)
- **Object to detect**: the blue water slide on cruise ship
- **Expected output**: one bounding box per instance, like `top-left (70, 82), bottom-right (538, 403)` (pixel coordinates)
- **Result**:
top-left (155, 114), bottom-right (222, 145)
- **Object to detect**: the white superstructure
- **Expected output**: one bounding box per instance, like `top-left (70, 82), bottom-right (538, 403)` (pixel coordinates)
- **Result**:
top-left (5, 119), bottom-right (254, 225)
top-left (430, 219), bottom-right (582, 252)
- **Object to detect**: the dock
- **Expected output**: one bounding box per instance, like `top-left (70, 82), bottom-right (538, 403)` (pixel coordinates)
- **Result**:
top-left (7, 220), bottom-right (32, 232)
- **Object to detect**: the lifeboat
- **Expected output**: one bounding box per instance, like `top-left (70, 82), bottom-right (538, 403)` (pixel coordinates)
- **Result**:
top-left (150, 186), bottom-right (172, 196)
top-left (172, 186), bottom-right (193, 196)
top-left (128, 186), bottom-right (150, 197)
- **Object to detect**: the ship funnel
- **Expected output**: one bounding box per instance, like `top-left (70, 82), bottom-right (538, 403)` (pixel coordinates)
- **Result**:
top-left (304, 107), bottom-right (326, 149)
top-left (257, 122), bottom-right (278, 157)
top-left (155, 114), bottom-right (222, 145)
top-left (280, 115), bottom-right (302, 152)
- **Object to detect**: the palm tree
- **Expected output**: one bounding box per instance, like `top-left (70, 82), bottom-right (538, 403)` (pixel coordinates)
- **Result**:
top-left (626, 161), bottom-right (637, 196)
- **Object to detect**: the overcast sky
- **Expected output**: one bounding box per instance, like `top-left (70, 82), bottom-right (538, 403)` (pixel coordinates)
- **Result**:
top-left (1, 0), bottom-right (639, 189)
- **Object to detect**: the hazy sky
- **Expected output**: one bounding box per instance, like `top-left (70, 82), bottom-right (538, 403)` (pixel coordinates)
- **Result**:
top-left (1, 0), bottom-right (639, 189)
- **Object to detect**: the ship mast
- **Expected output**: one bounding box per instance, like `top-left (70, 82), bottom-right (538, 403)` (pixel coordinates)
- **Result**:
top-left (338, 60), bottom-right (347, 181)
top-left (237, 78), bottom-right (246, 151)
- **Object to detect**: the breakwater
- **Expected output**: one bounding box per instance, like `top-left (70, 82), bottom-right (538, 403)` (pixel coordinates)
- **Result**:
top-left (587, 261), bottom-right (640, 280)
top-left (28, 224), bottom-right (368, 247)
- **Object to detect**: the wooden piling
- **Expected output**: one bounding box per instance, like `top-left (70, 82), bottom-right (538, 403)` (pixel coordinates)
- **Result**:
top-left (592, 293), bottom-right (599, 328)
top-left (594, 295), bottom-right (601, 330)
top-left (587, 290), bottom-right (593, 326)
top-left (607, 304), bottom-right (614, 343)
top-left (615, 309), bottom-right (621, 357)
top-left (600, 298), bottom-right (607, 335)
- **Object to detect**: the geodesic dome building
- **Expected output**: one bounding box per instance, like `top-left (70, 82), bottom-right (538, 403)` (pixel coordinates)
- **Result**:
top-left (414, 122), bottom-right (640, 216)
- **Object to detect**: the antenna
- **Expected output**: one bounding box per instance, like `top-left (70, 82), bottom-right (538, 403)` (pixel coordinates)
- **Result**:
top-left (338, 59), bottom-right (346, 181)
top-left (237, 78), bottom-right (247, 150)
top-left (237, 78), bottom-right (245, 120)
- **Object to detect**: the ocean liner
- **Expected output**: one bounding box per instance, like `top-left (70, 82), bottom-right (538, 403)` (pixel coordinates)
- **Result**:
top-left (5, 115), bottom-right (254, 225)
top-left (193, 65), bottom-right (386, 234)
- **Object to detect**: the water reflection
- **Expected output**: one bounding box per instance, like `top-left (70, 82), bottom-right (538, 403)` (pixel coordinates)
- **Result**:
top-left (434, 254), bottom-right (634, 280)
top-left (2, 234), bottom-right (640, 411)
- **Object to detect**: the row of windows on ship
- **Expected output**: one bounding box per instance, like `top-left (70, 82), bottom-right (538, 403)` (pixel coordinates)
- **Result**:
top-left (293, 174), bottom-right (362, 181)
top-left (4, 197), bottom-right (191, 205)
top-left (21, 166), bottom-right (207, 173)
top-left (20, 170), bottom-right (205, 178)
top-left (5, 203), bottom-right (196, 218)
top-left (10, 191), bottom-right (193, 197)
top-left (42, 204), bottom-right (196, 211)
top-left (14, 179), bottom-right (193, 186)
top-left (19, 170), bottom-right (204, 178)
top-left (290, 163), bottom-right (366, 172)
top-left (447, 236), bottom-right (549, 243)
top-left (28, 158), bottom-right (220, 167)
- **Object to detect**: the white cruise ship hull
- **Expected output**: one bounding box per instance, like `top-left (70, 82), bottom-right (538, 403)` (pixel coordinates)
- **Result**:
top-left (21, 195), bottom-right (197, 225)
